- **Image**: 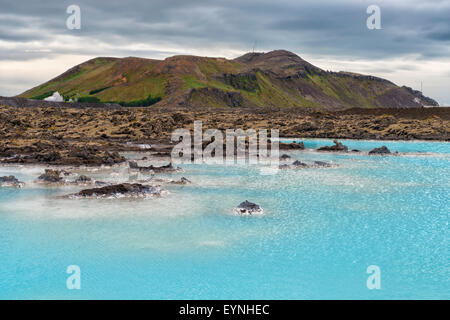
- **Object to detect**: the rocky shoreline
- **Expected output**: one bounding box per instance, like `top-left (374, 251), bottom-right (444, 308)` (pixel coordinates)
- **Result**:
top-left (0, 102), bottom-right (448, 166)
top-left (0, 134), bottom-right (440, 217)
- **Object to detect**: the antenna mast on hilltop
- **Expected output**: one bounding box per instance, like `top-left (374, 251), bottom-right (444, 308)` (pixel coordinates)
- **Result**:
top-left (252, 41), bottom-right (257, 53)
top-left (421, 81), bottom-right (423, 94)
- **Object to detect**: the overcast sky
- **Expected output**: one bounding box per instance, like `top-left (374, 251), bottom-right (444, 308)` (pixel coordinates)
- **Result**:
top-left (0, 0), bottom-right (449, 105)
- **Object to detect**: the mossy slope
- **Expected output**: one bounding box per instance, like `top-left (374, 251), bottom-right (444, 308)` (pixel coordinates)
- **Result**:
top-left (19, 50), bottom-right (438, 109)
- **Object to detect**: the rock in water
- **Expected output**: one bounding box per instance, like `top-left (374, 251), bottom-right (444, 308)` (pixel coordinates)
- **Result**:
top-left (70, 183), bottom-right (162, 198)
top-left (128, 161), bottom-right (139, 169)
top-left (0, 175), bottom-right (25, 188)
top-left (150, 163), bottom-right (181, 173)
top-left (170, 177), bottom-right (191, 185)
top-left (74, 175), bottom-right (92, 183)
top-left (279, 142), bottom-right (305, 150)
top-left (129, 161), bottom-right (181, 173)
top-left (314, 161), bottom-right (331, 167)
top-left (318, 140), bottom-right (348, 152)
top-left (292, 160), bottom-right (308, 167)
top-left (279, 160), bottom-right (308, 169)
top-left (37, 169), bottom-right (63, 183)
top-left (369, 146), bottom-right (391, 155)
top-left (233, 200), bottom-right (263, 216)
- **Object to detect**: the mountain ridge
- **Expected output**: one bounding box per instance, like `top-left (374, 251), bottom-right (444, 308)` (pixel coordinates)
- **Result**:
top-left (19, 50), bottom-right (439, 109)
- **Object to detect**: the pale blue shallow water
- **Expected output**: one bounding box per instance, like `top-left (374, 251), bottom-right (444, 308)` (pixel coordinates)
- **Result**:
top-left (0, 139), bottom-right (449, 299)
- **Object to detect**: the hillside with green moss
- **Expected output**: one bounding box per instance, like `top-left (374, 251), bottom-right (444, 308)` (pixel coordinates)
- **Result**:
top-left (19, 50), bottom-right (438, 109)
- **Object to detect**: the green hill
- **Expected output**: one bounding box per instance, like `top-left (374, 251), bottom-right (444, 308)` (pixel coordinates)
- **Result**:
top-left (19, 50), bottom-right (438, 109)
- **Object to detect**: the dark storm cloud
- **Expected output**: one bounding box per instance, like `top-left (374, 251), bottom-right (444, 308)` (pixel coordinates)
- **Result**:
top-left (0, 0), bottom-right (449, 59)
top-left (425, 28), bottom-right (450, 41)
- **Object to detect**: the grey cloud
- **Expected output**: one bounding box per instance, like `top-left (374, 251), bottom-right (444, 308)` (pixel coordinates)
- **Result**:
top-left (426, 30), bottom-right (450, 41)
top-left (397, 65), bottom-right (419, 71)
top-left (0, 49), bottom-right (54, 61)
top-left (1, 0), bottom-right (449, 59)
top-left (360, 68), bottom-right (395, 74)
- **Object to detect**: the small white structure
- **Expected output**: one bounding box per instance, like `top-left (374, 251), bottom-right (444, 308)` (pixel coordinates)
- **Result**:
top-left (44, 92), bottom-right (64, 102)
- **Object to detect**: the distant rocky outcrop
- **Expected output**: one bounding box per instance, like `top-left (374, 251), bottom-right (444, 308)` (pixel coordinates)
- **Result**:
top-left (318, 140), bottom-right (348, 152)
top-left (233, 200), bottom-right (263, 216)
top-left (0, 137), bottom-right (125, 166)
top-left (69, 183), bottom-right (162, 198)
top-left (0, 175), bottom-right (25, 188)
top-left (369, 146), bottom-right (391, 155)
top-left (170, 177), bottom-right (191, 185)
top-left (292, 160), bottom-right (308, 167)
top-left (36, 170), bottom-right (108, 186)
top-left (279, 159), bottom-right (333, 169)
top-left (129, 161), bottom-right (181, 173)
top-left (313, 161), bottom-right (332, 167)
top-left (148, 176), bottom-right (191, 185)
top-left (37, 169), bottom-right (65, 183)
top-left (402, 86), bottom-right (439, 107)
top-left (279, 141), bottom-right (305, 150)
top-left (74, 175), bottom-right (92, 183)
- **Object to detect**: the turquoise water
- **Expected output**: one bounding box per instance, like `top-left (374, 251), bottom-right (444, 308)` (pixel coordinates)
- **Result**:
top-left (0, 139), bottom-right (448, 299)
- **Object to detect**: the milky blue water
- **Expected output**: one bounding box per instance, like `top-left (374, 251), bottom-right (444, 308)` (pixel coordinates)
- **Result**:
top-left (0, 139), bottom-right (448, 300)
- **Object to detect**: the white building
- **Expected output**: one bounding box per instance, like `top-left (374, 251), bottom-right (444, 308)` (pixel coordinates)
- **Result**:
top-left (44, 92), bottom-right (64, 102)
